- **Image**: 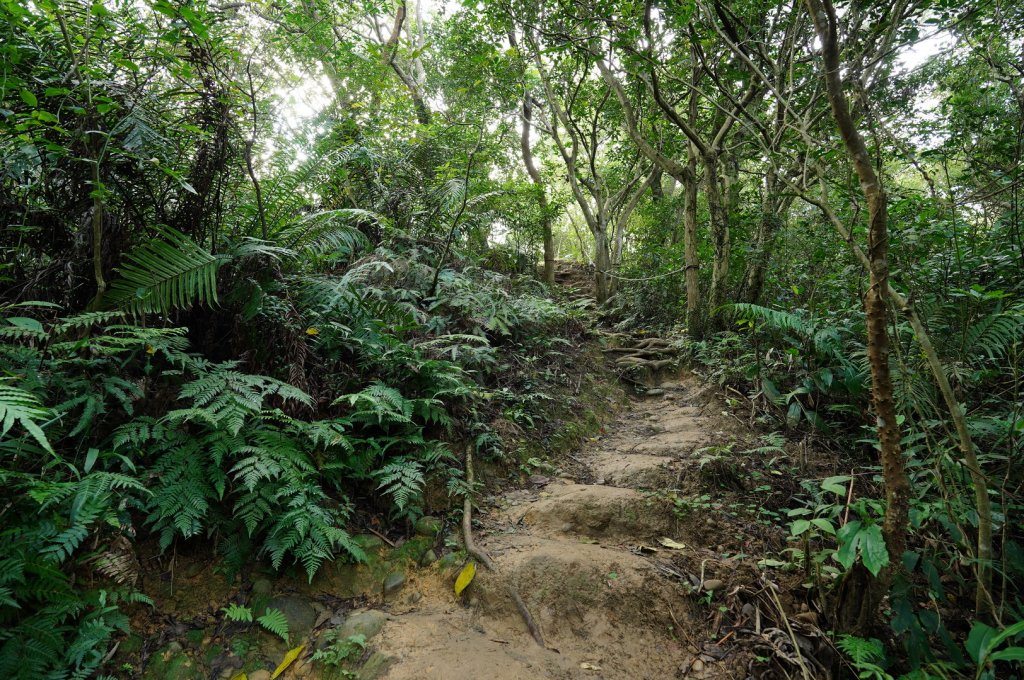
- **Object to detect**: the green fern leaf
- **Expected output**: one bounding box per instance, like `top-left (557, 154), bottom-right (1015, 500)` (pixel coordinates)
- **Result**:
top-left (257, 607), bottom-right (289, 642)
top-left (106, 226), bottom-right (223, 314)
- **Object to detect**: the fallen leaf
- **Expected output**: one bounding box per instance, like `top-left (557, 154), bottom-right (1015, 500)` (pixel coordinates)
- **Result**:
top-left (229, 674), bottom-right (247, 680)
top-left (270, 645), bottom-right (305, 679)
top-left (581, 662), bottom-right (602, 671)
top-left (305, 327), bottom-right (319, 335)
top-left (659, 537), bottom-right (687, 550)
top-left (638, 544), bottom-right (659, 553)
top-left (454, 561), bottom-right (476, 596)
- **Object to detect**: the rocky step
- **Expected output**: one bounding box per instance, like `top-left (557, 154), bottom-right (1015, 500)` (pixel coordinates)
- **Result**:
top-left (496, 482), bottom-right (682, 543)
top-left (373, 535), bottom-right (696, 680)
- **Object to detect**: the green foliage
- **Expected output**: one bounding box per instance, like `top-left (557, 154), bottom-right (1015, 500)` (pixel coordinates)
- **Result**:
top-left (221, 603), bottom-right (254, 623)
top-left (312, 631), bottom-right (367, 667)
top-left (0, 379), bottom-right (53, 454)
top-left (221, 604), bottom-right (290, 641)
top-left (3, 0), bottom-right (1022, 675)
top-left (966, 620), bottom-right (1024, 680)
top-left (256, 607), bottom-right (290, 642)
top-left (106, 226), bottom-right (223, 314)
top-left (837, 635), bottom-right (893, 680)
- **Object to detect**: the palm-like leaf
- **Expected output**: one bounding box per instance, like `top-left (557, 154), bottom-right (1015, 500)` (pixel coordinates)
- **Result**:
top-left (106, 226), bottom-right (223, 314)
top-left (272, 209), bottom-right (376, 258)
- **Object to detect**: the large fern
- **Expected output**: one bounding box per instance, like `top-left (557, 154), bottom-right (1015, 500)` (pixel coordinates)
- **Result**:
top-left (106, 226), bottom-right (224, 314)
top-left (962, 303), bottom-right (1024, 361)
top-left (272, 209), bottom-right (376, 259)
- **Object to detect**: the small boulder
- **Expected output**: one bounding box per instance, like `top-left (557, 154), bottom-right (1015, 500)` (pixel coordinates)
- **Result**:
top-left (413, 516), bottom-right (442, 537)
top-left (418, 549), bottom-right (438, 567)
top-left (356, 651), bottom-right (395, 680)
top-left (338, 610), bottom-right (389, 641)
top-left (265, 595), bottom-right (317, 640)
top-left (251, 577), bottom-right (273, 598)
top-left (382, 571), bottom-right (406, 598)
top-left (142, 643), bottom-right (205, 680)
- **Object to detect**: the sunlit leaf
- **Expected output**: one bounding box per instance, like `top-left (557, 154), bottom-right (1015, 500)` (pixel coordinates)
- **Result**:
top-left (454, 561), bottom-right (476, 596)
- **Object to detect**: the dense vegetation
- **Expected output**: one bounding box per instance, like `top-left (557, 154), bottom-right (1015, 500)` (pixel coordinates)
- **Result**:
top-left (1, 0), bottom-right (1021, 677)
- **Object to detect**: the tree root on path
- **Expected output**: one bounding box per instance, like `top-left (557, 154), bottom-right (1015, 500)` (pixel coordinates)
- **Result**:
top-left (462, 444), bottom-right (546, 648)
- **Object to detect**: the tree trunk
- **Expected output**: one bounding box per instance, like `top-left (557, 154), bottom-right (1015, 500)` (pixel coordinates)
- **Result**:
top-left (807, 0), bottom-right (911, 632)
top-left (683, 147), bottom-right (701, 331)
top-left (705, 153), bottom-right (729, 313)
top-left (520, 96), bottom-right (555, 285)
top-left (593, 228), bottom-right (611, 304)
top-left (742, 168), bottom-right (787, 303)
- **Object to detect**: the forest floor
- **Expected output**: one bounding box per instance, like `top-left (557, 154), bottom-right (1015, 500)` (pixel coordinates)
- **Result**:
top-left (127, 269), bottom-right (839, 680)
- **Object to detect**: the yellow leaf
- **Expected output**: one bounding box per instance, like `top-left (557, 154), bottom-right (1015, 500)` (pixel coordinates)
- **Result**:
top-left (658, 537), bottom-right (687, 550)
top-left (270, 644), bottom-right (305, 679)
top-left (229, 674), bottom-right (247, 680)
top-left (145, 344), bottom-right (155, 355)
top-left (454, 561), bottom-right (476, 596)
top-left (305, 327), bottom-right (319, 336)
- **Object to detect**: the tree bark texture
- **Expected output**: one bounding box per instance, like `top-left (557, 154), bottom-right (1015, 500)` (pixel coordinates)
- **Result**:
top-left (806, 0), bottom-right (911, 631)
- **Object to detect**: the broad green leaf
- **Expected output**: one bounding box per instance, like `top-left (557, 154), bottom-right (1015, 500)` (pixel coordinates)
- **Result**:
top-left (821, 475), bottom-right (852, 495)
top-left (988, 648), bottom-right (1024, 663)
top-left (20, 89), bottom-right (37, 107)
top-left (988, 620), bottom-right (1024, 652)
top-left (859, 524), bottom-right (889, 576)
top-left (835, 520), bottom-right (862, 570)
top-left (966, 622), bottom-right (997, 664)
top-left (786, 401), bottom-right (801, 427)
top-left (84, 448), bottom-right (99, 473)
top-left (811, 518), bottom-right (836, 535)
top-left (5, 316), bottom-right (44, 332)
top-left (791, 519), bottom-right (811, 536)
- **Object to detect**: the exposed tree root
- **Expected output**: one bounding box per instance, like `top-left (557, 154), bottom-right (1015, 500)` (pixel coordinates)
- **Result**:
top-left (463, 444), bottom-right (546, 648)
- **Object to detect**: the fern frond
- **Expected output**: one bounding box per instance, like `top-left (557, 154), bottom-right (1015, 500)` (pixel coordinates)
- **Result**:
top-left (106, 226), bottom-right (223, 314)
top-left (374, 459), bottom-right (424, 512)
top-left (836, 634), bottom-right (885, 666)
top-left (221, 603), bottom-right (253, 622)
top-left (720, 303), bottom-right (817, 337)
top-left (962, 305), bottom-right (1024, 360)
top-left (257, 607), bottom-right (289, 642)
top-left (0, 380), bottom-right (53, 454)
top-left (273, 209), bottom-right (375, 258)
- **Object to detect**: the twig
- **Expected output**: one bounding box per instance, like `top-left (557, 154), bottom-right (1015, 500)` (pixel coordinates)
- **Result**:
top-left (366, 526), bottom-right (397, 548)
top-left (841, 470), bottom-right (855, 527)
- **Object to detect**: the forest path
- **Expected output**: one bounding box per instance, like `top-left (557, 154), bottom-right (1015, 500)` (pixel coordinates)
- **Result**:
top-left (369, 372), bottom-right (750, 680)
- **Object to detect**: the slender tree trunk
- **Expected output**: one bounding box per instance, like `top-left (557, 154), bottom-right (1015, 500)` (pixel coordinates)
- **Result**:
top-left (593, 227), bottom-right (611, 304)
top-left (88, 154), bottom-right (107, 311)
top-left (683, 147), bottom-right (700, 330)
top-left (520, 96), bottom-right (555, 285)
top-left (743, 169), bottom-right (787, 303)
top-left (807, 0), bottom-right (911, 632)
top-left (704, 153), bottom-right (729, 313)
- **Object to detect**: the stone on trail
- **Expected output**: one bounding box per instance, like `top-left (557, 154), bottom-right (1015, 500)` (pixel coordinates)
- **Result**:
top-left (413, 516), bottom-right (442, 536)
top-left (265, 595), bottom-right (317, 640)
top-left (383, 571), bottom-right (406, 598)
top-left (338, 609), bottom-right (389, 640)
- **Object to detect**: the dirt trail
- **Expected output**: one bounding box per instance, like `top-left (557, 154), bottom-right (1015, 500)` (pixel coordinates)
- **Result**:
top-left (373, 373), bottom-right (735, 679)
top-left (133, 267), bottom-right (820, 679)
